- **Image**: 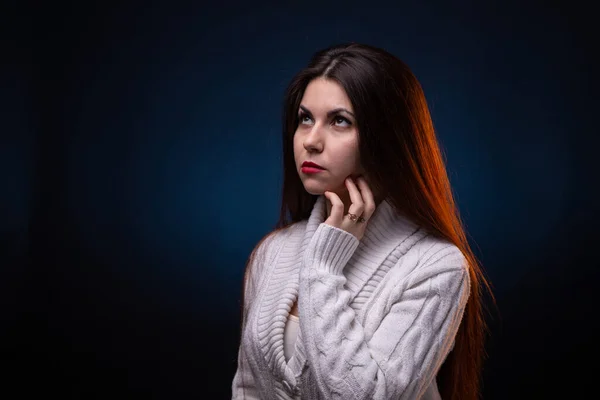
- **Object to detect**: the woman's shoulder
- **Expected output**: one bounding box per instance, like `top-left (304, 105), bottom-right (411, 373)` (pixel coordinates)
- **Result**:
top-left (411, 234), bottom-right (465, 262)
top-left (244, 222), bottom-right (304, 297)
top-left (250, 221), bottom-right (305, 267)
top-left (396, 233), bottom-right (468, 280)
top-left (375, 234), bottom-right (469, 306)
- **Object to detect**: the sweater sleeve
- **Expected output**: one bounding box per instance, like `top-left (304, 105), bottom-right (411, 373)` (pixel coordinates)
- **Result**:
top-left (231, 340), bottom-right (260, 399)
top-left (298, 223), bottom-right (470, 400)
top-left (231, 233), bottom-right (278, 400)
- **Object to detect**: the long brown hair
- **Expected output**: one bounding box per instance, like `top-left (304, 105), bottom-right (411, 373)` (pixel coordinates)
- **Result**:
top-left (240, 42), bottom-right (495, 400)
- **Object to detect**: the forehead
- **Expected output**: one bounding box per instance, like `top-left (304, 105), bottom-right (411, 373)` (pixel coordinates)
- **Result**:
top-left (301, 78), bottom-right (353, 111)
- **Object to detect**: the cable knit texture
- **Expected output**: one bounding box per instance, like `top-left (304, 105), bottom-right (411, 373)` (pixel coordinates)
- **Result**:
top-left (232, 195), bottom-right (470, 400)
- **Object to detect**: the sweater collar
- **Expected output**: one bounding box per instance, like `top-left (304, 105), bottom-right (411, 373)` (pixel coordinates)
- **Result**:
top-left (302, 194), bottom-right (418, 247)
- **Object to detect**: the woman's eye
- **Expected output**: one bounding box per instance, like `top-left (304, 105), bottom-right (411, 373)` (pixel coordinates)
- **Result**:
top-left (334, 116), bottom-right (351, 126)
top-left (298, 113), bottom-right (350, 127)
top-left (299, 114), bottom-right (312, 124)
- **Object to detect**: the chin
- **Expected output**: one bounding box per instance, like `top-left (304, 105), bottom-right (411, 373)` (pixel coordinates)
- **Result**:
top-left (302, 185), bottom-right (325, 196)
top-left (302, 181), bottom-right (345, 196)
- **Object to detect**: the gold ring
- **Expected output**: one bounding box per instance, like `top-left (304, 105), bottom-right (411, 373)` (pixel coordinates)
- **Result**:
top-left (347, 213), bottom-right (365, 223)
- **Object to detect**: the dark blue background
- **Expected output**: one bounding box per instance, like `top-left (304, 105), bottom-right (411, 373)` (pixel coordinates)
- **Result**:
top-left (2, 0), bottom-right (597, 398)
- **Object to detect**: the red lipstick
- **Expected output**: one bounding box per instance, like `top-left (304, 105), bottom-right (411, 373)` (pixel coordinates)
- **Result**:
top-left (301, 161), bottom-right (325, 174)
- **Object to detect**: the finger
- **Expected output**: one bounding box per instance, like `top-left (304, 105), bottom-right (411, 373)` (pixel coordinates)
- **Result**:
top-left (355, 177), bottom-right (376, 220)
top-left (344, 177), bottom-right (365, 215)
top-left (324, 191), bottom-right (345, 224)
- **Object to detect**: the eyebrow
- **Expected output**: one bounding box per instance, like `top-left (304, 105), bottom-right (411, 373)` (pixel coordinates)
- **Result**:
top-left (299, 105), bottom-right (355, 118)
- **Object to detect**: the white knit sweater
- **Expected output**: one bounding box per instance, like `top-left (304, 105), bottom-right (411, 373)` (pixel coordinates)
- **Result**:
top-left (232, 194), bottom-right (470, 399)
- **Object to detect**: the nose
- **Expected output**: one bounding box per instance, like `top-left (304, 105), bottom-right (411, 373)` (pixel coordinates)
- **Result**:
top-left (303, 124), bottom-right (324, 152)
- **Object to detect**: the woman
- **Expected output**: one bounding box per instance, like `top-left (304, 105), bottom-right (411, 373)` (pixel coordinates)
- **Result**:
top-left (231, 42), bottom-right (492, 400)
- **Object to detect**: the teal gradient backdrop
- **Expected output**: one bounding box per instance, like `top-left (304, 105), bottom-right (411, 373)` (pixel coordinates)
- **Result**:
top-left (2, 0), bottom-right (596, 398)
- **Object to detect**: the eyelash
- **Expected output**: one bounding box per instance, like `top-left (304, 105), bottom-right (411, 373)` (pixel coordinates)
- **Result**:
top-left (298, 112), bottom-right (352, 126)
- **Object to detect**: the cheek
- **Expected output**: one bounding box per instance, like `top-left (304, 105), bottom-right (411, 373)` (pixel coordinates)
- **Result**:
top-left (341, 143), bottom-right (360, 167)
top-left (293, 137), bottom-right (301, 159)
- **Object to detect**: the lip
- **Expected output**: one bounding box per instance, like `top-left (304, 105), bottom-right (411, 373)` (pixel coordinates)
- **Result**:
top-left (301, 167), bottom-right (324, 174)
top-left (301, 161), bottom-right (325, 170)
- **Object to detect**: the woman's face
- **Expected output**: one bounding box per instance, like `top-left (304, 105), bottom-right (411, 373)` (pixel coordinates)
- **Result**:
top-left (293, 78), bottom-right (364, 198)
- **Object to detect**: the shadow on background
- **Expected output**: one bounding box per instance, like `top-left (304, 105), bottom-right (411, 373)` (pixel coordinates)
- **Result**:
top-left (2, 0), bottom-right (597, 398)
